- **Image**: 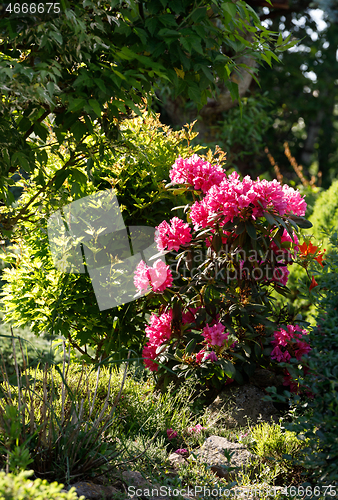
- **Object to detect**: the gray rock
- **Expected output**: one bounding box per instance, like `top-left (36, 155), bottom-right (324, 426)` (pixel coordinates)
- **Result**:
top-left (168, 452), bottom-right (187, 468)
top-left (121, 470), bottom-right (172, 500)
top-left (208, 384), bottom-right (279, 428)
top-left (250, 368), bottom-right (284, 389)
top-left (195, 435), bottom-right (253, 479)
top-left (68, 481), bottom-right (120, 499)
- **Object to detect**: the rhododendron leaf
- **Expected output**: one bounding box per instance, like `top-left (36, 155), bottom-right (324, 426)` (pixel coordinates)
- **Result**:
top-left (263, 212), bottom-right (278, 226)
top-left (185, 338), bottom-right (197, 355)
top-left (245, 222), bottom-right (257, 240)
top-left (235, 221), bottom-right (245, 234)
top-left (286, 218), bottom-right (299, 232)
top-left (172, 188), bottom-right (187, 195)
top-left (289, 215), bottom-right (313, 229)
top-left (271, 237), bottom-right (281, 249)
top-left (273, 285), bottom-right (290, 297)
top-left (237, 231), bottom-right (247, 247)
top-left (222, 221), bottom-right (236, 230)
top-left (221, 360), bottom-right (236, 378)
top-left (263, 347), bottom-right (273, 356)
top-left (212, 234), bottom-right (223, 252)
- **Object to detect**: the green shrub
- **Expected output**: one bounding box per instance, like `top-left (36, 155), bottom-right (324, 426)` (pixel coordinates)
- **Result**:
top-left (0, 113), bottom-right (203, 363)
top-left (0, 470), bottom-right (83, 500)
top-left (308, 179), bottom-right (338, 249)
top-left (270, 232), bottom-right (338, 484)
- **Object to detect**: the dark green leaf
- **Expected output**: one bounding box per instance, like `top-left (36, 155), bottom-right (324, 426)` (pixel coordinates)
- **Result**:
top-left (54, 169), bottom-right (71, 190)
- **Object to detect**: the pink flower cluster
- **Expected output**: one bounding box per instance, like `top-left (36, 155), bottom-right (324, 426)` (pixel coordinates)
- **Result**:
top-left (195, 348), bottom-right (218, 364)
top-left (182, 307), bottom-right (201, 325)
top-left (202, 322), bottom-right (229, 347)
top-left (155, 217), bottom-right (192, 252)
top-left (170, 155), bottom-right (226, 193)
top-left (190, 172), bottom-right (307, 230)
top-left (142, 310), bottom-right (173, 371)
top-left (271, 324), bottom-right (311, 363)
top-left (167, 428), bottom-right (178, 439)
top-left (187, 424), bottom-right (206, 434)
top-left (134, 259), bottom-right (173, 293)
top-left (175, 448), bottom-right (188, 455)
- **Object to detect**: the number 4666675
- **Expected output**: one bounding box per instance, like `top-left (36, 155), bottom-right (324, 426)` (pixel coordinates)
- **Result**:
top-left (5, 3), bottom-right (61, 15)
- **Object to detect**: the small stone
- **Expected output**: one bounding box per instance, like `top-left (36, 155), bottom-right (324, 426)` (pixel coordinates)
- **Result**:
top-left (69, 481), bottom-right (120, 499)
top-left (208, 384), bottom-right (279, 428)
top-left (195, 435), bottom-right (253, 479)
top-left (168, 452), bottom-right (187, 467)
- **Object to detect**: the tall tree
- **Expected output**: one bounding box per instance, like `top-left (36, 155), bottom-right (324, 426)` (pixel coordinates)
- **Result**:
top-left (0, 0), bottom-right (293, 235)
top-left (258, 3), bottom-right (338, 186)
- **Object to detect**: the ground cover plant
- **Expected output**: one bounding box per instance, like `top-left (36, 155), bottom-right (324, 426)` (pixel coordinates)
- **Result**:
top-left (0, 339), bottom-right (317, 499)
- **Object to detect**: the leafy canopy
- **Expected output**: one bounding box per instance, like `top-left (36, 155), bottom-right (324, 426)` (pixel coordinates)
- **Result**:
top-left (0, 0), bottom-right (296, 233)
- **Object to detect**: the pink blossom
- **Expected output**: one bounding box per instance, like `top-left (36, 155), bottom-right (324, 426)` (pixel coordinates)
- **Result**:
top-left (182, 307), bottom-right (201, 325)
top-left (206, 351), bottom-right (218, 362)
top-left (142, 310), bottom-right (173, 372)
top-left (142, 343), bottom-right (160, 372)
top-left (195, 348), bottom-right (206, 364)
top-left (202, 323), bottom-right (228, 347)
top-left (170, 155), bottom-right (226, 193)
top-left (272, 266), bottom-right (290, 286)
top-left (271, 345), bottom-right (291, 363)
top-left (270, 229), bottom-right (299, 262)
top-left (187, 424), bottom-right (206, 434)
top-left (167, 428), bottom-right (178, 439)
top-left (175, 448), bottom-right (188, 455)
top-left (282, 184), bottom-right (307, 215)
top-left (294, 341), bottom-right (312, 360)
top-left (155, 217), bottom-right (192, 252)
top-left (134, 259), bottom-right (173, 293)
top-left (189, 173), bottom-right (307, 230)
top-left (271, 324), bottom-right (311, 365)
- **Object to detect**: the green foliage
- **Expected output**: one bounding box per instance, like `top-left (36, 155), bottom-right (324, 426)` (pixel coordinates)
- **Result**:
top-left (0, 113), bottom-right (201, 362)
top-left (267, 232), bottom-right (338, 484)
top-left (0, 0), bottom-right (290, 229)
top-left (308, 179), bottom-right (338, 249)
top-left (0, 324), bottom-right (58, 379)
top-left (249, 422), bottom-right (306, 477)
top-left (0, 470), bottom-right (83, 500)
top-left (206, 93), bottom-right (274, 173)
top-left (259, 11), bottom-right (338, 187)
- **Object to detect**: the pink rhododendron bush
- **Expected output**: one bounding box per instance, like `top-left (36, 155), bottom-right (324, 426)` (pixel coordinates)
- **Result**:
top-left (134, 152), bottom-right (319, 392)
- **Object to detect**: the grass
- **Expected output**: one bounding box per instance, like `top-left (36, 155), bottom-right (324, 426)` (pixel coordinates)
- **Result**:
top-left (0, 326), bottom-right (329, 500)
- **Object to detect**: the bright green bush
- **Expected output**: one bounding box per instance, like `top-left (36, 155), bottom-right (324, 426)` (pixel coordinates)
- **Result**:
top-left (0, 470), bottom-right (83, 500)
top-left (0, 113), bottom-right (203, 363)
top-left (308, 179), bottom-right (338, 248)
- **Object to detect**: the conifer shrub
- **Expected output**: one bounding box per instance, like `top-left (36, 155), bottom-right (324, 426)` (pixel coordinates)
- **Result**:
top-left (309, 179), bottom-right (338, 249)
top-left (271, 232), bottom-right (338, 484)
